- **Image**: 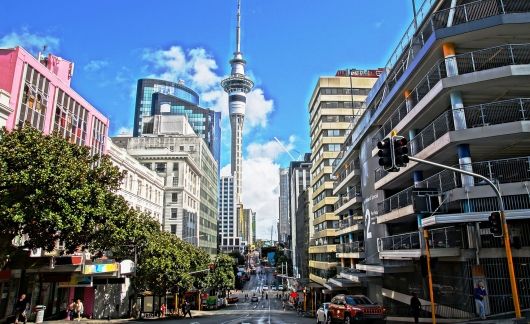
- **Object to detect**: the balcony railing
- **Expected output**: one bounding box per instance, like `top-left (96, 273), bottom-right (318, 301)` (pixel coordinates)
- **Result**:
top-left (339, 216), bottom-right (363, 230)
top-left (337, 266), bottom-right (364, 276)
top-left (431, 0), bottom-right (530, 30)
top-left (378, 231), bottom-right (421, 252)
top-left (334, 158), bottom-right (361, 190)
top-left (428, 226), bottom-right (466, 249)
top-left (374, 44), bottom-right (530, 144)
top-left (377, 156), bottom-right (530, 215)
top-left (337, 241), bottom-right (364, 254)
top-left (376, 98), bottom-right (530, 182)
top-left (334, 185), bottom-right (362, 211)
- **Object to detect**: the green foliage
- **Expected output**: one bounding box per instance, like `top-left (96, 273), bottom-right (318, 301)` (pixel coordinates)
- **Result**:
top-left (207, 253), bottom-right (235, 294)
top-left (0, 125), bottom-right (123, 261)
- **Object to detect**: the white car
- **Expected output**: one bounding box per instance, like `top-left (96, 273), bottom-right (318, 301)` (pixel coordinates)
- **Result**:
top-left (316, 302), bottom-right (330, 324)
top-left (263, 285), bottom-right (269, 291)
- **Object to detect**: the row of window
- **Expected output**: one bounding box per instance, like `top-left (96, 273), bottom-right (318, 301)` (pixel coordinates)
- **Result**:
top-left (320, 87), bottom-right (371, 96)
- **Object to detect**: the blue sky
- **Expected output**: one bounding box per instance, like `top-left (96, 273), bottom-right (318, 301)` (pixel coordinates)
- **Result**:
top-left (1, 0), bottom-right (416, 238)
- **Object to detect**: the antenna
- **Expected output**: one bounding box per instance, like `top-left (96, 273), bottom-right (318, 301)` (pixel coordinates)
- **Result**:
top-left (236, 0), bottom-right (241, 53)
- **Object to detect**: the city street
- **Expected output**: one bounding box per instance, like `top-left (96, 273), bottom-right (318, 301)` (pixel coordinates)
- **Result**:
top-left (170, 266), bottom-right (314, 324)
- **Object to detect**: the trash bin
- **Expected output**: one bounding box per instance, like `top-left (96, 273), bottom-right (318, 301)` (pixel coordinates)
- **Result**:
top-left (35, 305), bottom-right (46, 324)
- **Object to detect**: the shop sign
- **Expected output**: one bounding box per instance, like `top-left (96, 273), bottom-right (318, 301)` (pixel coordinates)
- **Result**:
top-left (82, 263), bottom-right (119, 275)
top-left (58, 274), bottom-right (92, 287)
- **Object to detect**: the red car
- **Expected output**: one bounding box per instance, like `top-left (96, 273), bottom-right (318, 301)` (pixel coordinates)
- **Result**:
top-left (326, 294), bottom-right (386, 323)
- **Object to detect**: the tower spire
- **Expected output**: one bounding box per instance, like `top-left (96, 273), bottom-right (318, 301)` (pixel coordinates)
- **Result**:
top-left (236, 0), bottom-right (241, 53)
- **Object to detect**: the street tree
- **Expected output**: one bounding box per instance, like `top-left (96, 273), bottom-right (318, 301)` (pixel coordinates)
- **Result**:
top-left (0, 125), bottom-right (123, 263)
top-left (207, 253), bottom-right (235, 296)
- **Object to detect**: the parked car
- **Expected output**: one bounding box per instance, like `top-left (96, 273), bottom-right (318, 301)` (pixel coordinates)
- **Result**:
top-left (327, 294), bottom-right (386, 323)
top-left (217, 297), bottom-right (227, 308)
top-left (263, 285), bottom-right (269, 291)
top-left (251, 295), bottom-right (259, 302)
top-left (227, 296), bottom-right (239, 304)
top-left (316, 302), bottom-right (330, 324)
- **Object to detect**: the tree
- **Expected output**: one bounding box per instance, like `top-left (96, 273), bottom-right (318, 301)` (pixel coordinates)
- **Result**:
top-left (207, 253), bottom-right (235, 296)
top-left (0, 125), bottom-right (123, 263)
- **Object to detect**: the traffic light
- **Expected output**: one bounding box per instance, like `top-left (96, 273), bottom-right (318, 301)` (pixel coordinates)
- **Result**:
top-left (488, 211), bottom-right (503, 237)
top-left (377, 138), bottom-right (395, 171)
top-left (393, 136), bottom-right (409, 168)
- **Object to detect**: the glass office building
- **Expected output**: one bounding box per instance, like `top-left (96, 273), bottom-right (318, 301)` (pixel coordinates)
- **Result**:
top-left (133, 79), bottom-right (221, 165)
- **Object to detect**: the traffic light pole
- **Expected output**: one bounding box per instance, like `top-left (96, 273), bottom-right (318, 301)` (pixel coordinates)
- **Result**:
top-left (408, 156), bottom-right (521, 318)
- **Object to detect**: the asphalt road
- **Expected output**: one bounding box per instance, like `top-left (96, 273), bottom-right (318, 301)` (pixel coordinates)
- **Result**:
top-left (168, 266), bottom-right (315, 324)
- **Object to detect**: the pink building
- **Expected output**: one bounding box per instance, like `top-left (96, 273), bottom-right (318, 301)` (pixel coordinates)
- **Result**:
top-left (0, 46), bottom-right (111, 320)
top-left (0, 46), bottom-right (108, 155)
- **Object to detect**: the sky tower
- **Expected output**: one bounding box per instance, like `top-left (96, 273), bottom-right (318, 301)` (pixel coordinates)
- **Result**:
top-left (221, 0), bottom-right (254, 204)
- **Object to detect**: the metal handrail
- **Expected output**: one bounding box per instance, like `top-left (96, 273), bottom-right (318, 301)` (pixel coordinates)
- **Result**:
top-left (428, 226), bottom-right (466, 249)
top-left (333, 158), bottom-right (361, 189)
top-left (378, 231), bottom-right (421, 252)
top-left (377, 156), bottom-right (530, 215)
top-left (334, 185), bottom-right (362, 210)
top-left (337, 241), bottom-right (364, 253)
top-left (338, 216), bottom-right (363, 230)
top-left (374, 44), bottom-right (530, 144)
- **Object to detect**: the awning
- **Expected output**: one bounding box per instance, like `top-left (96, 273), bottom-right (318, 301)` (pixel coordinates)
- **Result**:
top-left (305, 282), bottom-right (324, 288)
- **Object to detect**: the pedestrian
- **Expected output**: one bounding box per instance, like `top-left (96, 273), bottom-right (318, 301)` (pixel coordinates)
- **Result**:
top-left (474, 281), bottom-right (487, 320)
top-left (160, 303), bottom-right (166, 318)
top-left (184, 300), bottom-right (192, 318)
top-left (14, 294), bottom-right (28, 324)
top-left (68, 299), bottom-right (76, 320)
top-left (410, 292), bottom-right (421, 324)
top-left (75, 299), bottom-right (84, 322)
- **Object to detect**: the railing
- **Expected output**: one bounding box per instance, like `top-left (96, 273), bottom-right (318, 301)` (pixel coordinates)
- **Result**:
top-left (337, 266), bottom-right (364, 276)
top-left (334, 158), bottom-right (361, 190)
top-left (339, 216), bottom-right (363, 230)
top-left (378, 231), bottom-right (421, 252)
top-left (334, 185), bottom-right (362, 211)
top-left (428, 226), bottom-right (466, 249)
top-left (432, 0), bottom-right (530, 30)
top-left (374, 43), bottom-right (530, 144)
top-left (337, 241), bottom-right (364, 254)
top-left (377, 156), bottom-right (530, 215)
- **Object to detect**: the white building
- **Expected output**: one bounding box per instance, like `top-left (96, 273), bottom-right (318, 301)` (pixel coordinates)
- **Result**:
top-left (0, 89), bottom-right (13, 129)
top-left (278, 168), bottom-right (290, 244)
top-left (114, 116), bottom-right (218, 255)
top-left (218, 175), bottom-right (244, 252)
top-left (107, 139), bottom-right (164, 223)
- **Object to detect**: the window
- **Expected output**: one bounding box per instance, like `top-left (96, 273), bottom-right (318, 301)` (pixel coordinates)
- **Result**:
top-left (155, 162), bottom-right (166, 173)
top-left (171, 208), bottom-right (178, 219)
top-left (172, 193), bottom-right (178, 202)
top-left (173, 163), bottom-right (179, 171)
top-left (172, 177), bottom-right (178, 187)
top-left (179, 146), bottom-right (184, 151)
top-left (170, 225), bottom-right (177, 234)
top-left (142, 163), bottom-right (152, 170)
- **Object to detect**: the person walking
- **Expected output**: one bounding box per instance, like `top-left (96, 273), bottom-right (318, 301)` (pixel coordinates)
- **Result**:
top-left (68, 300), bottom-right (76, 320)
top-left (160, 303), bottom-right (166, 318)
top-left (410, 292), bottom-right (421, 324)
top-left (474, 281), bottom-right (487, 320)
top-left (14, 294), bottom-right (28, 324)
top-left (183, 300), bottom-right (192, 318)
top-left (74, 299), bottom-right (84, 322)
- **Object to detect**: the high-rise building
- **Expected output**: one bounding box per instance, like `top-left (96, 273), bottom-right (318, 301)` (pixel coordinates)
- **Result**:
top-left (115, 116), bottom-right (218, 255)
top-left (219, 175), bottom-right (244, 252)
top-left (221, 0), bottom-right (254, 205)
top-left (289, 153), bottom-right (311, 278)
top-left (308, 69), bottom-right (379, 287)
top-left (0, 47), bottom-right (109, 155)
top-left (295, 188), bottom-right (312, 281)
top-left (331, 0), bottom-right (530, 318)
top-left (278, 168), bottom-right (290, 244)
top-left (239, 208), bottom-right (255, 246)
top-left (133, 78), bottom-right (221, 166)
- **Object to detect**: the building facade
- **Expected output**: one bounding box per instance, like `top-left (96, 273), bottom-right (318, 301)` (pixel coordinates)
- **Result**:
top-left (107, 140), bottom-right (164, 223)
top-left (308, 70), bottom-right (379, 288)
top-left (116, 116), bottom-right (218, 255)
top-left (240, 208), bottom-right (255, 246)
top-left (295, 188), bottom-right (313, 281)
top-left (331, 0), bottom-right (530, 319)
top-left (133, 78), bottom-right (221, 166)
top-left (0, 47), bottom-right (109, 155)
top-left (0, 89), bottom-right (12, 129)
top-left (278, 168), bottom-right (290, 244)
top-left (289, 153), bottom-right (311, 278)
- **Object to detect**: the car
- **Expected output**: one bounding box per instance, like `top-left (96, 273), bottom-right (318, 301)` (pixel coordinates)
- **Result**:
top-left (278, 284), bottom-right (284, 291)
top-left (263, 285), bottom-right (269, 291)
top-left (251, 296), bottom-right (259, 302)
top-left (316, 302), bottom-right (330, 324)
top-left (227, 296), bottom-right (239, 304)
top-left (327, 294), bottom-right (386, 324)
top-left (272, 285), bottom-right (277, 291)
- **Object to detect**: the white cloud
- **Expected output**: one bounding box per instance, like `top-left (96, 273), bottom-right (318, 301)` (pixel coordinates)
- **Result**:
top-left (114, 127), bottom-right (133, 136)
top-left (141, 45), bottom-right (274, 133)
top-left (83, 59), bottom-right (109, 72)
top-left (0, 29), bottom-right (59, 54)
top-left (221, 137), bottom-right (297, 239)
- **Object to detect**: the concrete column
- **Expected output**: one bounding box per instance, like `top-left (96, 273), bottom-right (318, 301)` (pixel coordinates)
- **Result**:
top-left (443, 43), bottom-right (459, 77)
top-left (409, 128), bottom-right (418, 156)
top-left (348, 232), bottom-right (353, 243)
top-left (413, 171), bottom-right (425, 231)
top-left (451, 91), bottom-right (467, 130)
top-left (458, 144), bottom-right (475, 213)
top-left (404, 89), bottom-right (414, 112)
